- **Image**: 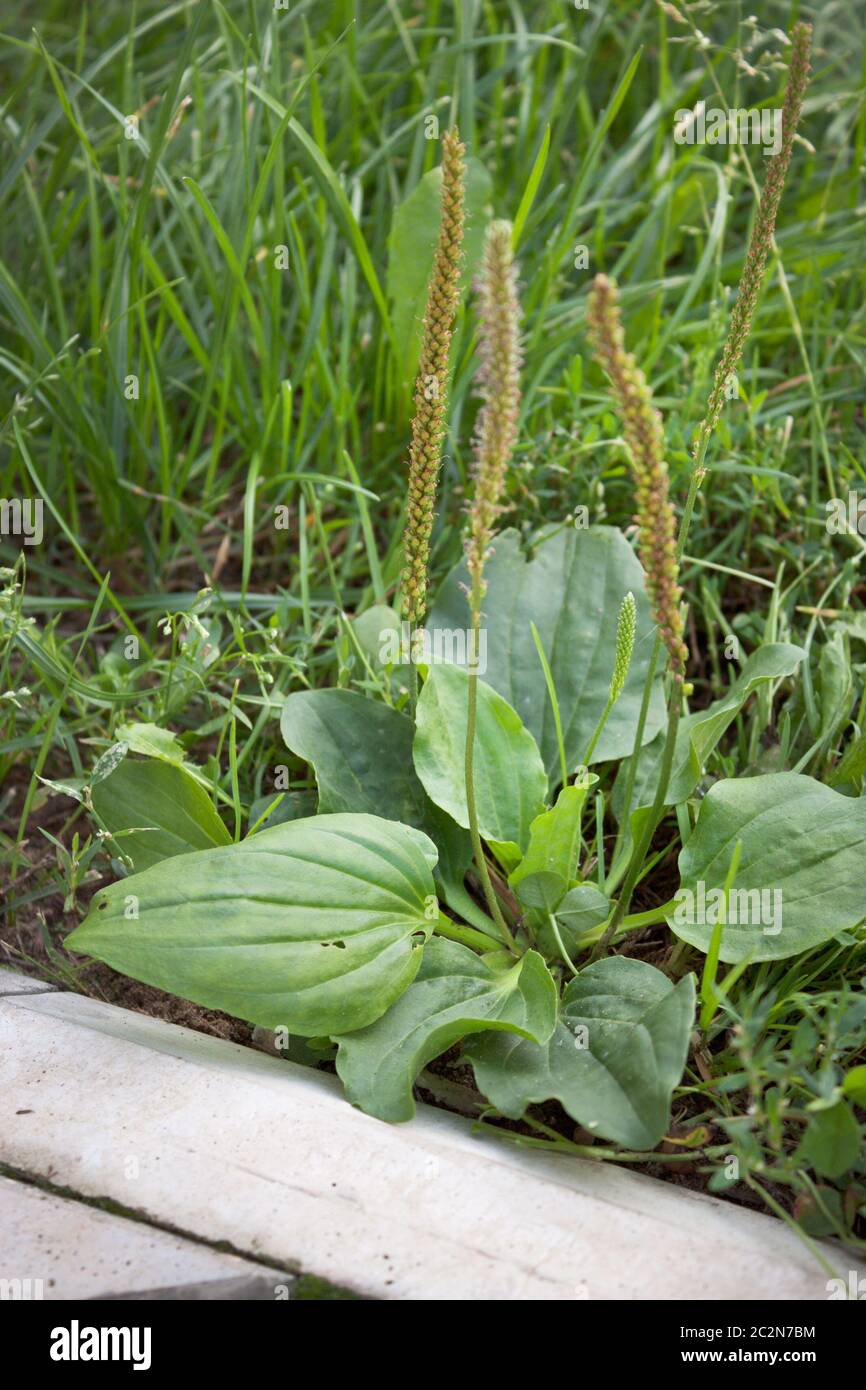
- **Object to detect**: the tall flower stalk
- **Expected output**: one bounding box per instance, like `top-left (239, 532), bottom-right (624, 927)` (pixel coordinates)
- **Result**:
top-left (589, 25), bottom-right (811, 959)
top-left (587, 274), bottom-right (687, 681)
top-left (401, 128), bottom-right (466, 629)
top-left (465, 221), bottom-right (522, 604)
top-left (464, 220), bottom-right (521, 944)
top-left (687, 21), bottom-right (812, 507)
top-left (587, 274), bottom-right (686, 958)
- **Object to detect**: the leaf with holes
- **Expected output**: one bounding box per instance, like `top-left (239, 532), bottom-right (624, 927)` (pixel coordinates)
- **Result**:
top-left (66, 813), bottom-right (437, 1035)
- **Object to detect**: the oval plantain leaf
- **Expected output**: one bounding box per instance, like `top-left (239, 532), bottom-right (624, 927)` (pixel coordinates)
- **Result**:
top-left (428, 527), bottom-right (666, 784)
top-left (334, 937), bottom-right (557, 1122)
top-left (466, 957), bottom-right (695, 1149)
top-left (91, 756), bottom-right (231, 872)
top-left (669, 772), bottom-right (866, 963)
top-left (282, 687), bottom-right (433, 820)
top-left (413, 662), bottom-right (547, 856)
top-left (66, 813), bottom-right (437, 1035)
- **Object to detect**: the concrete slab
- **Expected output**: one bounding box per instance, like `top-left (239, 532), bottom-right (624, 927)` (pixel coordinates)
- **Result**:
top-left (0, 1175), bottom-right (292, 1300)
top-left (0, 967), bottom-right (56, 996)
top-left (1, 988), bottom-right (860, 1300)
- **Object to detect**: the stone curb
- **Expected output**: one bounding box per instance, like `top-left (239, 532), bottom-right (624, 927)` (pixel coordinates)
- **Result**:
top-left (1, 978), bottom-right (861, 1300)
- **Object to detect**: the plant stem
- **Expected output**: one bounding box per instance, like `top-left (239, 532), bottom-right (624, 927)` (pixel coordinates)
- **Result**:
top-left (678, 429), bottom-right (711, 560)
top-left (582, 693), bottom-right (614, 768)
top-left (531, 620), bottom-right (568, 790)
top-left (547, 913), bottom-right (579, 977)
top-left (608, 428), bottom-right (708, 887)
top-left (465, 599), bottom-right (514, 947)
top-left (434, 912), bottom-right (503, 954)
top-left (575, 897), bottom-right (680, 951)
top-left (608, 636), bottom-right (660, 884)
top-left (591, 681), bottom-right (682, 961)
top-left (505, 1116), bottom-right (705, 1163)
top-left (406, 619), bottom-right (419, 712)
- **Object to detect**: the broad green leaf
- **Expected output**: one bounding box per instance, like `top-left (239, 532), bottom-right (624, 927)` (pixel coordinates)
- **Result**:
top-left (509, 780), bottom-right (597, 905)
top-left (334, 938), bottom-right (557, 1122)
top-left (614, 643), bottom-right (805, 818)
top-left (429, 527), bottom-right (666, 783)
top-left (66, 813), bottom-right (437, 1036)
top-left (282, 688), bottom-right (432, 823)
top-left (670, 772), bottom-right (866, 963)
top-left (413, 662), bottom-right (547, 855)
top-left (829, 731), bottom-right (866, 790)
top-left (556, 883), bottom-right (612, 932)
top-left (387, 156), bottom-right (492, 385)
top-left (91, 757), bottom-right (230, 872)
top-left (466, 957), bottom-right (695, 1149)
top-left (280, 687), bottom-right (476, 922)
top-left (513, 871), bottom-right (569, 913)
top-left (796, 1102), bottom-right (861, 1179)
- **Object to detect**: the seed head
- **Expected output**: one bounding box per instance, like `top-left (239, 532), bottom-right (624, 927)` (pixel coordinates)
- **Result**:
top-left (587, 275), bottom-right (687, 679)
top-left (401, 128), bottom-right (466, 624)
top-left (695, 22), bottom-right (812, 454)
top-left (466, 220), bottom-right (522, 602)
top-left (609, 591), bottom-right (636, 704)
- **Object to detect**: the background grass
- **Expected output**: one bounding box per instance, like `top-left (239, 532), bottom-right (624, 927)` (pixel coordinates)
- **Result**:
top-left (1, 0), bottom-right (865, 1251)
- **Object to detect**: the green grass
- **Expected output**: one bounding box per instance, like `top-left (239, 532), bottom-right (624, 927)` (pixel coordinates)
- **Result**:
top-left (2, 0), bottom-right (866, 1255)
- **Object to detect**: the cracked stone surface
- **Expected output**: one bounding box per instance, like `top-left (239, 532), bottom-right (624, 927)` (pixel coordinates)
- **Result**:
top-left (0, 1175), bottom-right (291, 1300)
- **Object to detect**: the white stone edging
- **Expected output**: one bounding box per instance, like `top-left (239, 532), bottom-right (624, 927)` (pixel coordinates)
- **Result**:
top-left (1, 979), bottom-right (861, 1301)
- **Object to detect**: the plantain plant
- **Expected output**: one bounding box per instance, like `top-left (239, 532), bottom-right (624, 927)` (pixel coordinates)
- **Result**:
top-left (65, 27), bottom-right (856, 1156)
